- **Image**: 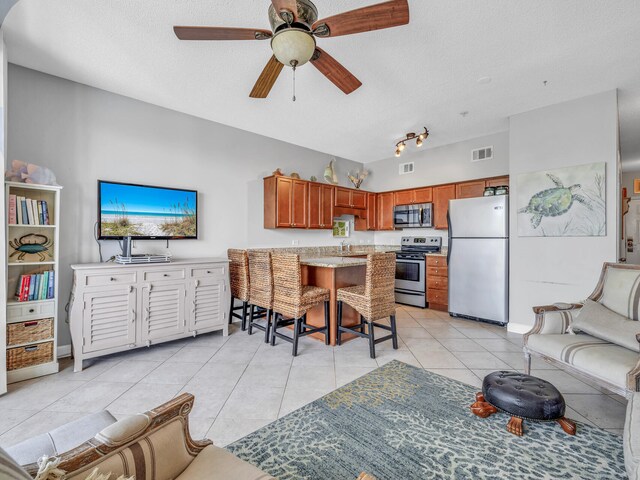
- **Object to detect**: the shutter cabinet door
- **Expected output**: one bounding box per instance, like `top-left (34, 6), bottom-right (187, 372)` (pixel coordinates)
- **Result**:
top-left (189, 278), bottom-right (224, 332)
top-left (142, 283), bottom-right (186, 342)
top-left (83, 287), bottom-right (136, 353)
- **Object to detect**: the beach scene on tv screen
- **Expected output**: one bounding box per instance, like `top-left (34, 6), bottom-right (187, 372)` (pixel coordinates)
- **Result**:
top-left (100, 183), bottom-right (196, 237)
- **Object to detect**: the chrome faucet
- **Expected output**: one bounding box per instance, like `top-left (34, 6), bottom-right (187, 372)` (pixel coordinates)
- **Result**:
top-left (339, 240), bottom-right (351, 253)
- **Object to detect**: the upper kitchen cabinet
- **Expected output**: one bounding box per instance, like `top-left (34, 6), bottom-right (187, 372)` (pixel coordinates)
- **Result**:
top-left (308, 183), bottom-right (334, 229)
top-left (485, 176), bottom-right (510, 188)
top-left (335, 187), bottom-right (367, 209)
top-left (456, 180), bottom-right (486, 199)
top-left (355, 192), bottom-right (377, 231)
top-left (394, 187), bottom-right (433, 206)
top-left (433, 184), bottom-right (456, 230)
top-left (264, 176), bottom-right (308, 229)
top-left (377, 192), bottom-right (395, 230)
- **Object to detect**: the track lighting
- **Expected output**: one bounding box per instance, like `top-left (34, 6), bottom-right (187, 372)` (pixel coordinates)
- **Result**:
top-left (394, 127), bottom-right (429, 156)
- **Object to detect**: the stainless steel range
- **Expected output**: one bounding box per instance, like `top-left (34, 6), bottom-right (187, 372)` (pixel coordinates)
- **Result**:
top-left (395, 236), bottom-right (442, 308)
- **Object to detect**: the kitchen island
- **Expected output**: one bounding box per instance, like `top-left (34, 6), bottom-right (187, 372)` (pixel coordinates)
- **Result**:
top-left (299, 256), bottom-right (370, 346)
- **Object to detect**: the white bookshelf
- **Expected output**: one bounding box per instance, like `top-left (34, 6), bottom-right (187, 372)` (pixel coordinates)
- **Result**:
top-left (4, 181), bottom-right (62, 383)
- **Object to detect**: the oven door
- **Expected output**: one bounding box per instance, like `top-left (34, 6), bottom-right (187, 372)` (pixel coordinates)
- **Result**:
top-left (394, 256), bottom-right (426, 292)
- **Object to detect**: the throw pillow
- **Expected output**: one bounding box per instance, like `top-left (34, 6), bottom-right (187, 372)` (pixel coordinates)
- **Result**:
top-left (571, 299), bottom-right (640, 352)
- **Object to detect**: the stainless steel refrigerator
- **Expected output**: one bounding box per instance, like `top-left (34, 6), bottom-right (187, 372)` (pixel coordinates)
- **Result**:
top-left (447, 195), bottom-right (509, 325)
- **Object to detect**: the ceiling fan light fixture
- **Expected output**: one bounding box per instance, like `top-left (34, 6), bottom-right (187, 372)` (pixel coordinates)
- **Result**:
top-left (271, 29), bottom-right (316, 67)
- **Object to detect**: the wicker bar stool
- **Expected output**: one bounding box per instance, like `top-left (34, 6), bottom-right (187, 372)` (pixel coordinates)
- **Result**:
top-left (271, 253), bottom-right (330, 356)
top-left (227, 249), bottom-right (251, 331)
top-left (247, 250), bottom-right (274, 343)
top-left (337, 253), bottom-right (398, 359)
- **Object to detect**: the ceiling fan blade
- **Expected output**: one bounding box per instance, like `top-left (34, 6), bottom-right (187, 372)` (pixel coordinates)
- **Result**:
top-left (310, 48), bottom-right (362, 95)
top-left (250, 55), bottom-right (284, 98)
top-left (173, 26), bottom-right (272, 41)
top-left (271, 0), bottom-right (298, 23)
top-left (312, 0), bottom-right (409, 38)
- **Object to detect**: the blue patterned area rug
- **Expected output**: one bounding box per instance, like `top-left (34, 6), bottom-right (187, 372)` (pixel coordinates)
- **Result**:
top-left (227, 360), bottom-right (626, 479)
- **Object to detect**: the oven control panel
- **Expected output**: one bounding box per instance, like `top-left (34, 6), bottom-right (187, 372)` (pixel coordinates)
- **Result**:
top-left (401, 236), bottom-right (442, 247)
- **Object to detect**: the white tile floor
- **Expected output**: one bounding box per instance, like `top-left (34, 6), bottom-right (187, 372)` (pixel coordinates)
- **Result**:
top-left (0, 305), bottom-right (628, 450)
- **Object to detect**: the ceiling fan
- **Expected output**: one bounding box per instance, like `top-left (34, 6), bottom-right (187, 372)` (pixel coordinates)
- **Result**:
top-left (173, 0), bottom-right (410, 99)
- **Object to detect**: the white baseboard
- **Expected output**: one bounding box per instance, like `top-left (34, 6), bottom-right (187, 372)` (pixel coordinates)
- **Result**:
top-left (57, 344), bottom-right (72, 358)
top-left (507, 323), bottom-right (531, 334)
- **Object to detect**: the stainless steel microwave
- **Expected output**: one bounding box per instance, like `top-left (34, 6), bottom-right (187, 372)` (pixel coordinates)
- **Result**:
top-left (393, 203), bottom-right (433, 228)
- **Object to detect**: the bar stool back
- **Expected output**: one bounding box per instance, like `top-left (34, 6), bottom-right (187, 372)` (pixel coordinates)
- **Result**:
top-left (227, 249), bottom-right (250, 331)
top-left (337, 253), bottom-right (398, 358)
top-left (271, 253), bottom-right (331, 356)
top-left (247, 250), bottom-right (274, 342)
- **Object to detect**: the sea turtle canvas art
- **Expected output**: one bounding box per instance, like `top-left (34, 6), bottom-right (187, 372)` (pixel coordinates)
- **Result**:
top-left (517, 162), bottom-right (606, 237)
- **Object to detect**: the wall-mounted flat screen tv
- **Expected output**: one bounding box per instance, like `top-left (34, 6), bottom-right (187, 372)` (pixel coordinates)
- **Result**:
top-left (98, 180), bottom-right (198, 240)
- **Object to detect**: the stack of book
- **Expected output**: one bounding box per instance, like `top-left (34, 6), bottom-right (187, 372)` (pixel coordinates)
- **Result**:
top-left (8, 194), bottom-right (51, 225)
top-left (15, 271), bottom-right (55, 302)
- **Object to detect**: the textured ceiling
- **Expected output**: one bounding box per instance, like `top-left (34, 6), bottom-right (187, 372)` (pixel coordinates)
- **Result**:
top-left (3, 0), bottom-right (640, 163)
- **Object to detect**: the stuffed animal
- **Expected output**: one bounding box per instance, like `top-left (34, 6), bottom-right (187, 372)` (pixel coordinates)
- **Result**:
top-left (5, 160), bottom-right (59, 186)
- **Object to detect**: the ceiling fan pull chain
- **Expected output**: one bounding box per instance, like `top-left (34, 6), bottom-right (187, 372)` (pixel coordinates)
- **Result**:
top-left (291, 60), bottom-right (298, 102)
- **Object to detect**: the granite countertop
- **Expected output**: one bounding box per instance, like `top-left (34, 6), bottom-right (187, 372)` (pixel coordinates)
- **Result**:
top-left (301, 256), bottom-right (369, 268)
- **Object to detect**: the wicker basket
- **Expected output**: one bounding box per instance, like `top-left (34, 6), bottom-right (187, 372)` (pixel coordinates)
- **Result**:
top-left (7, 341), bottom-right (54, 370)
top-left (7, 318), bottom-right (54, 346)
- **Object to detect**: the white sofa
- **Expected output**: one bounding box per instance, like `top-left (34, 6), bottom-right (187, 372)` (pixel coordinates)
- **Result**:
top-left (523, 262), bottom-right (640, 398)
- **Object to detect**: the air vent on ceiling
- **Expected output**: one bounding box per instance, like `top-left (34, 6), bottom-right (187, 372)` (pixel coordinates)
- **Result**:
top-left (399, 162), bottom-right (415, 175)
top-left (471, 146), bottom-right (493, 162)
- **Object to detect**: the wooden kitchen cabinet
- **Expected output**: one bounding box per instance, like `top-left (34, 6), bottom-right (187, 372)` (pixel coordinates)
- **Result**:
top-left (485, 176), bottom-right (510, 188)
top-left (414, 187), bottom-right (433, 203)
top-left (335, 187), bottom-right (366, 209)
top-left (264, 176), bottom-right (308, 229)
top-left (394, 187), bottom-right (433, 206)
top-left (377, 192), bottom-right (395, 230)
top-left (426, 256), bottom-right (448, 311)
top-left (433, 184), bottom-right (456, 230)
top-left (355, 192), bottom-right (378, 231)
top-left (351, 190), bottom-right (367, 209)
top-left (456, 180), bottom-right (487, 199)
top-left (308, 183), bottom-right (334, 229)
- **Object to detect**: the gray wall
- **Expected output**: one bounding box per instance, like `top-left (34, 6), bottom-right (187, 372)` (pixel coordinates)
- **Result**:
top-left (0, 31), bottom-right (7, 394)
top-left (508, 90), bottom-right (619, 333)
top-left (365, 131), bottom-right (509, 192)
top-left (6, 65), bottom-right (374, 347)
top-left (367, 131), bottom-right (509, 247)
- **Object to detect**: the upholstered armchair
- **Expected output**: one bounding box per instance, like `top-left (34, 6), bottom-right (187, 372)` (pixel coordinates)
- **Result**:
top-left (21, 393), bottom-right (274, 480)
top-left (523, 262), bottom-right (640, 398)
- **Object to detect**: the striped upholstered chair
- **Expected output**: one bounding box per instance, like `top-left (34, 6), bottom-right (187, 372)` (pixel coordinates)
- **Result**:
top-left (227, 249), bottom-right (251, 331)
top-left (336, 253), bottom-right (398, 359)
top-left (271, 253), bottom-right (330, 356)
top-left (19, 393), bottom-right (274, 479)
top-left (524, 262), bottom-right (640, 398)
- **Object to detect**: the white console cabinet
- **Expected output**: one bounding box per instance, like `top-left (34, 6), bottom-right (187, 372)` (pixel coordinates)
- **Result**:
top-left (69, 258), bottom-right (229, 372)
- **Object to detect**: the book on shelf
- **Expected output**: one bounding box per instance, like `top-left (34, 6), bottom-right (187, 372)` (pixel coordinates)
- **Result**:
top-left (8, 194), bottom-right (17, 224)
top-left (15, 270), bottom-right (55, 302)
top-left (10, 196), bottom-right (51, 225)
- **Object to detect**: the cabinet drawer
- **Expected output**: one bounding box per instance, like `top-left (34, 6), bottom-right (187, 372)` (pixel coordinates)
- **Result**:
top-left (7, 318), bottom-right (54, 346)
top-left (428, 288), bottom-right (448, 305)
top-left (7, 341), bottom-right (54, 371)
top-left (427, 266), bottom-right (448, 277)
top-left (85, 272), bottom-right (137, 286)
top-left (7, 301), bottom-right (55, 321)
top-left (191, 266), bottom-right (226, 278)
top-left (427, 276), bottom-right (448, 291)
top-left (426, 256), bottom-right (447, 267)
top-left (144, 268), bottom-right (186, 282)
